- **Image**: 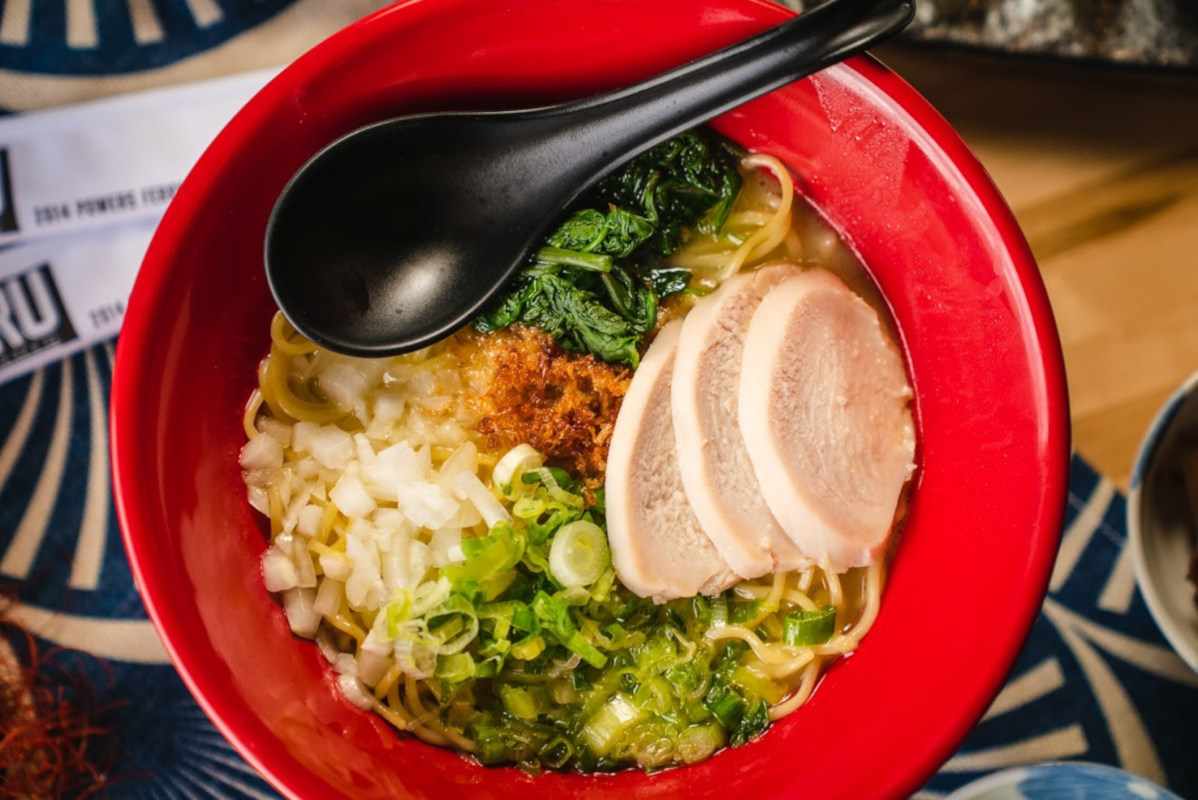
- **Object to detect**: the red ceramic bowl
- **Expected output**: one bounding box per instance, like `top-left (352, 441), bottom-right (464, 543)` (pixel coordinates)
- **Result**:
top-left (111, 0), bottom-right (1070, 797)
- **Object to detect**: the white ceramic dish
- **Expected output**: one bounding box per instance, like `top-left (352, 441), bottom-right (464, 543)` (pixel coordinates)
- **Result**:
top-left (1128, 368), bottom-right (1198, 674)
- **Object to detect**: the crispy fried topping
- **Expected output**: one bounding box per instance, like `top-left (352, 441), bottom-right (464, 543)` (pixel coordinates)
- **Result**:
top-left (464, 326), bottom-right (632, 487)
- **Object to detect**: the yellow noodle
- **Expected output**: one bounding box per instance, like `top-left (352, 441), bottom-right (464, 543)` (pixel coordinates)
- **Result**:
top-left (782, 589), bottom-right (820, 612)
top-left (713, 154), bottom-right (794, 281)
top-left (754, 647), bottom-right (816, 680)
top-left (403, 678), bottom-right (450, 747)
top-left (825, 568), bottom-right (845, 630)
top-left (266, 487), bottom-right (283, 538)
top-left (262, 348), bottom-right (345, 424)
top-left (374, 700), bottom-right (413, 732)
top-left (843, 560), bottom-right (884, 641)
top-left (705, 625), bottom-right (798, 665)
top-left (374, 661), bottom-right (404, 701)
top-left (270, 311), bottom-right (318, 356)
top-left (725, 210), bottom-right (779, 227)
top-left (768, 657), bottom-right (825, 720)
top-left (324, 612), bottom-right (366, 644)
top-left (796, 569), bottom-right (815, 593)
top-left (243, 389), bottom-right (264, 440)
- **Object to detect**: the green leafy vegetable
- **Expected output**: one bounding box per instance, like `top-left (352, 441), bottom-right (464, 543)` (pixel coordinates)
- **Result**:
top-left (475, 129), bottom-right (743, 367)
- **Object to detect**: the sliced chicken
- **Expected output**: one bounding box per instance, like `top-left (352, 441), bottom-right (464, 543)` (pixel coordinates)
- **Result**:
top-left (672, 264), bottom-right (813, 579)
top-left (738, 268), bottom-right (915, 572)
top-left (605, 320), bottom-right (740, 601)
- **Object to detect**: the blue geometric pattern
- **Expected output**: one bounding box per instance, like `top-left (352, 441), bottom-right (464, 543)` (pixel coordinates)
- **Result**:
top-left (946, 762), bottom-right (1183, 800)
top-left (3, 339), bottom-right (1196, 797)
top-left (0, 343), bottom-right (279, 798)
top-left (0, 0), bottom-right (298, 75)
top-left (918, 457), bottom-right (1198, 798)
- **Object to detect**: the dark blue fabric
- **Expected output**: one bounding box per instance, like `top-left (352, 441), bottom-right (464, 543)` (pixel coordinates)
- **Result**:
top-left (0, 0), bottom-right (298, 76)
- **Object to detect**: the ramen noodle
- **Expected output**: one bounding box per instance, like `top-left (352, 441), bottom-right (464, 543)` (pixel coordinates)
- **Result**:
top-left (240, 130), bottom-right (912, 772)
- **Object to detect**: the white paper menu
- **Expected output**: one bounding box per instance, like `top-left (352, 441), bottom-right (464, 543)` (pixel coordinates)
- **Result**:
top-left (0, 67), bottom-right (278, 387)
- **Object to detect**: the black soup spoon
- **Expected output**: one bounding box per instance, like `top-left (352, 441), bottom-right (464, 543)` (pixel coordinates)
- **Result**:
top-left (264, 0), bottom-right (915, 357)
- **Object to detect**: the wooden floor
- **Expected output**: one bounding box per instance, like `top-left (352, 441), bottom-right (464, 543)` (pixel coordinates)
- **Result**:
top-left (873, 43), bottom-right (1198, 490)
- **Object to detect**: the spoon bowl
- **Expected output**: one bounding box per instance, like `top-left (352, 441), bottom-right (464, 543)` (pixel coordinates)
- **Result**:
top-left (264, 0), bottom-right (914, 356)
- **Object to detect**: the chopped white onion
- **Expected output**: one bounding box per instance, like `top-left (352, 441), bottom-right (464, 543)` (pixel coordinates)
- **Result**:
top-left (437, 441), bottom-right (478, 487)
top-left (429, 528), bottom-right (464, 567)
top-left (406, 369), bottom-right (438, 397)
top-left (317, 360), bottom-right (372, 414)
top-left (396, 481), bottom-right (459, 529)
top-left (293, 540), bottom-right (318, 589)
top-left (405, 541), bottom-right (429, 591)
top-left (363, 441), bottom-right (422, 501)
top-left (319, 550), bottom-right (353, 582)
top-left (257, 417), bottom-right (293, 448)
top-left (337, 674), bottom-right (376, 711)
top-left (331, 471), bottom-right (377, 518)
top-left (281, 488), bottom-right (312, 536)
top-left (372, 392), bottom-right (405, 426)
top-left (356, 646), bottom-right (391, 687)
top-left (246, 485), bottom-right (269, 516)
top-left (282, 587), bottom-right (320, 639)
top-left (313, 576), bottom-right (344, 617)
top-left (453, 470), bottom-right (512, 528)
top-left (296, 423), bottom-right (354, 469)
top-left (261, 546), bottom-right (299, 593)
top-left (353, 433), bottom-right (377, 467)
top-left (296, 504), bottom-right (324, 538)
top-left (434, 419), bottom-right (465, 444)
top-left (371, 507), bottom-right (405, 535)
top-left (315, 630), bottom-right (340, 664)
top-left (240, 434), bottom-right (283, 471)
top-left (345, 534), bottom-right (385, 610)
top-left (333, 652), bottom-right (357, 676)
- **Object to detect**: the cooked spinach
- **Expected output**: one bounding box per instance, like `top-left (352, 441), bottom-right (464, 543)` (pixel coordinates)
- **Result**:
top-left (474, 129), bottom-right (743, 367)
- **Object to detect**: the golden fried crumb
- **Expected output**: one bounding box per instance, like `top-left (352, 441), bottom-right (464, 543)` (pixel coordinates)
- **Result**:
top-left (462, 326), bottom-right (631, 487)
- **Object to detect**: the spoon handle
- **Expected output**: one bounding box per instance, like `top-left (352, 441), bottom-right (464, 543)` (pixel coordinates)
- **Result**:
top-left (536, 0), bottom-right (914, 175)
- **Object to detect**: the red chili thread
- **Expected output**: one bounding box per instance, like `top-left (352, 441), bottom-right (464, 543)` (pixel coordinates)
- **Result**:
top-left (0, 603), bottom-right (121, 799)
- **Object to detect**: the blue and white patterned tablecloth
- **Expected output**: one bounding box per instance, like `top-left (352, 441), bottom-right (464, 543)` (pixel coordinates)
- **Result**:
top-left (1, 4), bottom-right (1197, 797)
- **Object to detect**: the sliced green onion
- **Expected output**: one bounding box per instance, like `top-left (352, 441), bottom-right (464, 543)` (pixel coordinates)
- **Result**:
top-left (522, 467), bottom-right (584, 508)
top-left (511, 634), bottom-right (547, 661)
top-left (548, 520), bottom-right (609, 588)
top-left (425, 594), bottom-right (479, 655)
top-left (443, 522), bottom-right (525, 583)
top-left (632, 677), bottom-right (676, 716)
top-left (731, 665), bottom-right (788, 706)
top-left (677, 723), bottom-right (725, 764)
top-left (435, 652), bottom-right (477, 682)
top-left (493, 444), bottom-right (544, 498)
top-left (581, 692), bottom-right (644, 756)
top-left (385, 588), bottom-right (413, 638)
top-left (729, 698), bottom-right (770, 747)
top-left (782, 606), bottom-right (837, 646)
top-left (500, 684), bottom-right (550, 721)
top-left (538, 736), bottom-right (575, 769)
top-left (565, 631), bottom-right (608, 669)
top-left (702, 683), bottom-right (745, 729)
top-left (728, 599), bottom-right (759, 625)
top-left (710, 595), bottom-right (728, 627)
top-left (511, 604), bottom-right (538, 634)
top-left (512, 495), bottom-right (547, 521)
